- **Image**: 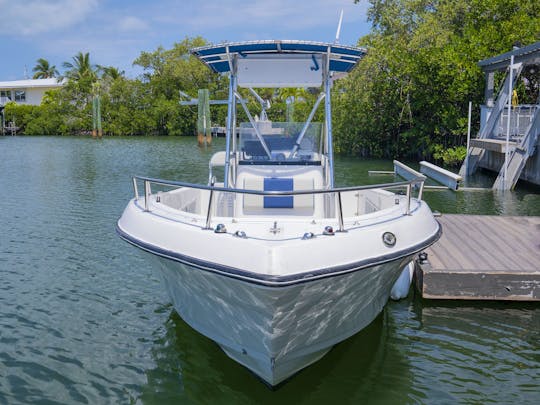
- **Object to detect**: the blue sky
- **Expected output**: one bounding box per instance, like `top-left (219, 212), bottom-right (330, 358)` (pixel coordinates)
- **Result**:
top-left (0, 0), bottom-right (372, 80)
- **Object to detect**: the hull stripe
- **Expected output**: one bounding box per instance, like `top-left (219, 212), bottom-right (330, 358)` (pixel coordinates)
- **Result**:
top-left (116, 222), bottom-right (441, 287)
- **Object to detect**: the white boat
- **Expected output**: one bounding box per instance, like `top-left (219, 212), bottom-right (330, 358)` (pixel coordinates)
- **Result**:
top-left (117, 40), bottom-right (441, 386)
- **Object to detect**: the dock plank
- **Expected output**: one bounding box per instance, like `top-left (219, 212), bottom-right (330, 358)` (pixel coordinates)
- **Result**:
top-left (416, 214), bottom-right (540, 301)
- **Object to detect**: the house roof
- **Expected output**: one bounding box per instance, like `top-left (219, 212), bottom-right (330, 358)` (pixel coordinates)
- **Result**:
top-left (0, 78), bottom-right (65, 89)
top-left (478, 41), bottom-right (540, 72)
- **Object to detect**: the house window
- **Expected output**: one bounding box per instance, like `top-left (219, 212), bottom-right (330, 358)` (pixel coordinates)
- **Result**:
top-left (0, 90), bottom-right (12, 100)
top-left (15, 90), bottom-right (26, 102)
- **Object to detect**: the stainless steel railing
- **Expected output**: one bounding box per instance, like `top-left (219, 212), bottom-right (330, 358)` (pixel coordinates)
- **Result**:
top-left (132, 175), bottom-right (426, 232)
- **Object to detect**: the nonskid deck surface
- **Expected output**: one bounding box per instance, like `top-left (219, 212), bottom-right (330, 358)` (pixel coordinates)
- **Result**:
top-left (140, 190), bottom-right (423, 241)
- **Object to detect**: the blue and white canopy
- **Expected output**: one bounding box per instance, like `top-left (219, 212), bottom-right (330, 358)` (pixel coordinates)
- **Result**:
top-left (192, 40), bottom-right (366, 87)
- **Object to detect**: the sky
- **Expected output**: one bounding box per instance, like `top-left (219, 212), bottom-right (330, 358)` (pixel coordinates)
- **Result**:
top-left (0, 0), bottom-right (372, 81)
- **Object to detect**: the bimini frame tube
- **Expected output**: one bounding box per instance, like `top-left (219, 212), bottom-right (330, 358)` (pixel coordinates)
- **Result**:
top-left (235, 92), bottom-right (272, 159)
top-left (224, 51), bottom-right (237, 188)
top-left (324, 52), bottom-right (335, 188)
top-left (290, 92), bottom-right (326, 156)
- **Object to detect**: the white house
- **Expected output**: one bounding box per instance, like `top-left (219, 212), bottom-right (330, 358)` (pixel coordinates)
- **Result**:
top-left (0, 78), bottom-right (65, 106)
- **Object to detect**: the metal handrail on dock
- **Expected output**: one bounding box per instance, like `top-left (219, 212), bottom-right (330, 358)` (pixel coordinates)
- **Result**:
top-left (132, 175), bottom-right (426, 232)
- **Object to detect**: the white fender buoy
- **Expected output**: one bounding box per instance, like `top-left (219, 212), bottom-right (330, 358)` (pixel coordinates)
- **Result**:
top-left (390, 261), bottom-right (415, 300)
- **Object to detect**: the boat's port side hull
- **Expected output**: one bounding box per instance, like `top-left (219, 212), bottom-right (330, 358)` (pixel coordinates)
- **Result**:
top-left (153, 254), bottom-right (414, 385)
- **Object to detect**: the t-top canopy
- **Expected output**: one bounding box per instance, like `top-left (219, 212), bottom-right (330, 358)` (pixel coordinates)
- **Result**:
top-left (192, 40), bottom-right (366, 87)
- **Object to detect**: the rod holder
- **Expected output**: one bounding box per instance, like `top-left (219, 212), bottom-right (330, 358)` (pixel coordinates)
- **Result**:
top-left (132, 177), bottom-right (139, 200)
top-left (204, 189), bottom-right (215, 230)
top-left (336, 191), bottom-right (345, 232)
top-left (144, 180), bottom-right (151, 212)
top-left (406, 184), bottom-right (411, 215)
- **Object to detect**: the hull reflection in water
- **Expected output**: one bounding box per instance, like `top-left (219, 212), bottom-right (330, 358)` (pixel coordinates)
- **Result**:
top-left (154, 255), bottom-right (413, 386)
top-left (141, 304), bottom-right (409, 403)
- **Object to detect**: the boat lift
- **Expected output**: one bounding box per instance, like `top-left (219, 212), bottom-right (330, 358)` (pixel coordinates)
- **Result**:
top-left (374, 160), bottom-right (468, 192)
top-left (459, 42), bottom-right (540, 190)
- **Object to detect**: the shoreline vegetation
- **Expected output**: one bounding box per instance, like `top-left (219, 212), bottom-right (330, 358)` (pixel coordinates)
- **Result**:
top-left (3, 0), bottom-right (539, 166)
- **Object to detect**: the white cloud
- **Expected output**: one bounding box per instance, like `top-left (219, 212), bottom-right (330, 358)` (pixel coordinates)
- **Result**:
top-left (164, 0), bottom-right (367, 29)
top-left (118, 16), bottom-right (149, 33)
top-left (0, 0), bottom-right (98, 36)
top-left (0, 0), bottom-right (371, 80)
top-left (151, 0), bottom-right (370, 45)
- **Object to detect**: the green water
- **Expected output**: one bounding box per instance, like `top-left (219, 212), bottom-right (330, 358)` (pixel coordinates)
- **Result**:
top-left (1, 136), bottom-right (538, 404)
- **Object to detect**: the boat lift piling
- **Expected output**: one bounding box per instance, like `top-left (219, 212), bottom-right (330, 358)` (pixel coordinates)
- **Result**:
top-left (197, 89), bottom-right (212, 147)
top-left (180, 88), bottom-right (247, 148)
top-left (92, 83), bottom-right (102, 139)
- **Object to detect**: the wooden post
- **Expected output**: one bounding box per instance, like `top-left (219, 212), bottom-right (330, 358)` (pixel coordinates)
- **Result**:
top-left (92, 96), bottom-right (97, 138)
top-left (96, 94), bottom-right (102, 138)
top-left (197, 89), bottom-right (211, 146)
top-left (92, 82), bottom-right (102, 138)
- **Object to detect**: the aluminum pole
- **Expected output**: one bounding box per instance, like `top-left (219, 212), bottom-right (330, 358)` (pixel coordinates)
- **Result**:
top-left (224, 63), bottom-right (236, 188)
top-left (504, 55), bottom-right (514, 190)
top-left (290, 92), bottom-right (325, 156)
top-left (324, 60), bottom-right (335, 188)
top-left (465, 101), bottom-right (472, 176)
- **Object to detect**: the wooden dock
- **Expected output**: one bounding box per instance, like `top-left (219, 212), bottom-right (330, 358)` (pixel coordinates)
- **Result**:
top-left (415, 214), bottom-right (540, 301)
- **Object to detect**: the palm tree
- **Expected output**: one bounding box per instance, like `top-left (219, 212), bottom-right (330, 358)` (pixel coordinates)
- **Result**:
top-left (62, 52), bottom-right (98, 82)
top-left (32, 58), bottom-right (59, 79)
top-left (276, 87), bottom-right (309, 103)
top-left (62, 52), bottom-right (101, 96)
top-left (100, 66), bottom-right (125, 81)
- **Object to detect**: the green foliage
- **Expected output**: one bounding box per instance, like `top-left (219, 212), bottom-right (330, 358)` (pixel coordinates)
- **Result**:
top-left (13, 38), bottom-right (227, 137)
top-left (100, 77), bottom-right (154, 136)
top-left (134, 37), bottom-right (222, 98)
top-left (431, 144), bottom-right (467, 166)
top-left (340, 0), bottom-right (540, 158)
top-left (32, 58), bottom-right (59, 79)
top-left (3, 102), bottom-right (39, 133)
top-left (62, 52), bottom-right (99, 95)
top-left (133, 36), bottom-right (226, 135)
top-left (13, 4), bottom-right (540, 158)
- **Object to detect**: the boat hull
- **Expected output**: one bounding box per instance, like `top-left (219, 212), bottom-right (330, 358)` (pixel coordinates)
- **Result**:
top-left (117, 188), bottom-right (441, 385)
top-left (153, 253), bottom-right (413, 385)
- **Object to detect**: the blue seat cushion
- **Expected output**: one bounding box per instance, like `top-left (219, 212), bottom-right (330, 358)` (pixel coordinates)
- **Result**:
top-left (263, 178), bottom-right (293, 208)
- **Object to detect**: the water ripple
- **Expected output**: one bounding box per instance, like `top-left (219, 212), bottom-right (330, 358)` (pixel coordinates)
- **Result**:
top-left (0, 137), bottom-right (538, 404)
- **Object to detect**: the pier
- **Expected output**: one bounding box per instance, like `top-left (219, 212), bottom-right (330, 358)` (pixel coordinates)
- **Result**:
top-left (415, 214), bottom-right (540, 301)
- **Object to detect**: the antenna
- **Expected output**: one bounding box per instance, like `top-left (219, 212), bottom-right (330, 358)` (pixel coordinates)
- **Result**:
top-left (334, 9), bottom-right (344, 43)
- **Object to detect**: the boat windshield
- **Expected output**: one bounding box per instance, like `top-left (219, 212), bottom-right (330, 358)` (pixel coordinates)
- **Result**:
top-left (239, 121), bottom-right (322, 165)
